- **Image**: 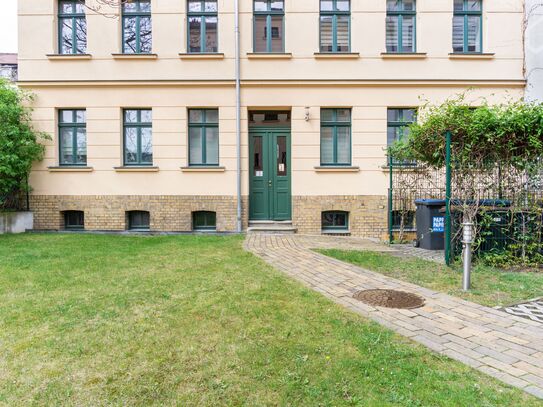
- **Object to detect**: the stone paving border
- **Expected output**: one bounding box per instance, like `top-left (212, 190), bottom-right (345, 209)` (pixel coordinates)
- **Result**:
top-left (245, 234), bottom-right (543, 400)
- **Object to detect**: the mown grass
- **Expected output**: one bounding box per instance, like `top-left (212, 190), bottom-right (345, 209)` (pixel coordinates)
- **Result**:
top-left (317, 249), bottom-right (543, 307)
top-left (0, 234), bottom-right (540, 406)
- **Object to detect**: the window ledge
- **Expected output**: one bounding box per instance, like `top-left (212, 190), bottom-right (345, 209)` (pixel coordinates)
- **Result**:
top-left (314, 52), bottom-right (360, 60)
top-left (247, 53), bottom-right (292, 60)
top-left (114, 166), bottom-right (159, 172)
top-left (178, 53), bottom-right (225, 60)
top-left (448, 53), bottom-right (495, 60)
top-left (112, 53), bottom-right (158, 60)
top-left (48, 166), bottom-right (94, 172)
top-left (181, 166), bottom-right (226, 173)
top-left (314, 166), bottom-right (360, 173)
top-left (46, 54), bottom-right (92, 61)
top-left (381, 52), bottom-right (427, 59)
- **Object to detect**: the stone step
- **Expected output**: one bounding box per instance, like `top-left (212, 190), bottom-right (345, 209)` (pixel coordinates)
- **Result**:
top-left (247, 220), bottom-right (297, 234)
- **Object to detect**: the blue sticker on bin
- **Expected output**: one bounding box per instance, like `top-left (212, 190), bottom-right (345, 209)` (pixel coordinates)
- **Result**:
top-left (432, 216), bottom-right (445, 232)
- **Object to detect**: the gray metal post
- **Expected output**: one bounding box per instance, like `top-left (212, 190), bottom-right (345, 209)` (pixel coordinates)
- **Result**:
top-left (462, 222), bottom-right (473, 291)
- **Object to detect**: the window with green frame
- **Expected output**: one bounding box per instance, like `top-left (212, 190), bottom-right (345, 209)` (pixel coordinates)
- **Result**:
top-left (123, 109), bottom-right (153, 166)
top-left (387, 108), bottom-right (416, 166)
top-left (319, 0), bottom-right (350, 53)
top-left (322, 211), bottom-right (349, 232)
top-left (59, 109), bottom-right (87, 166)
top-left (127, 211), bottom-right (150, 231)
top-left (320, 108), bottom-right (351, 166)
top-left (64, 211), bottom-right (85, 230)
top-left (453, 0), bottom-right (482, 53)
top-left (188, 109), bottom-right (219, 166)
top-left (253, 0), bottom-right (285, 53)
top-left (122, 0), bottom-right (152, 54)
top-left (187, 0), bottom-right (218, 53)
top-left (193, 211), bottom-right (217, 231)
top-left (58, 0), bottom-right (87, 54)
top-left (386, 0), bottom-right (416, 53)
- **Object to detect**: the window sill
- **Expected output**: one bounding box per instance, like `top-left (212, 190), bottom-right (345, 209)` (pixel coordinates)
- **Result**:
top-left (48, 166), bottom-right (94, 172)
top-left (181, 166), bottom-right (226, 173)
top-left (381, 52), bottom-right (427, 59)
top-left (314, 166), bottom-right (360, 173)
top-left (448, 53), bottom-right (495, 60)
top-left (112, 53), bottom-right (158, 60)
top-left (314, 52), bottom-right (360, 60)
top-left (178, 53), bottom-right (225, 60)
top-left (114, 166), bottom-right (159, 172)
top-left (247, 53), bottom-right (292, 60)
top-left (46, 54), bottom-right (92, 61)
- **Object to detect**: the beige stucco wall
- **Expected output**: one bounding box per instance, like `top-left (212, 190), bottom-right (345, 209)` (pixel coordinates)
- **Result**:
top-left (18, 0), bottom-right (526, 231)
top-left (27, 84), bottom-right (523, 198)
top-left (18, 0), bottom-right (525, 82)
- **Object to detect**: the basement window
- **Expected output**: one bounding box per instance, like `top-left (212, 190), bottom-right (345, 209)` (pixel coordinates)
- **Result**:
top-left (64, 211), bottom-right (84, 230)
top-left (128, 211), bottom-right (150, 231)
top-left (193, 211), bottom-right (217, 231)
top-left (322, 211), bottom-right (349, 232)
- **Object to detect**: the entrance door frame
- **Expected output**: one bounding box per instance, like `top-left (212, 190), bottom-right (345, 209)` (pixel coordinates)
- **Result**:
top-left (249, 126), bottom-right (292, 221)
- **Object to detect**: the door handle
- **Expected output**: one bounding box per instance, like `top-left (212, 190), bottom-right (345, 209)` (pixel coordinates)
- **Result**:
top-left (268, 180), bottom-right (272, 187)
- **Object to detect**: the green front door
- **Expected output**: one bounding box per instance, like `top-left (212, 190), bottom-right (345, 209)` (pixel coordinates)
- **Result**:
top-left (249, 129), bottom-right (291, 220)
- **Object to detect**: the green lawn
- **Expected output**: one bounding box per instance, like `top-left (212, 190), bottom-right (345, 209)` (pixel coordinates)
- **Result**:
top-left (317, 249), bottom-right (543, 308)
top-left (0, 234), bottom-right (540, 406)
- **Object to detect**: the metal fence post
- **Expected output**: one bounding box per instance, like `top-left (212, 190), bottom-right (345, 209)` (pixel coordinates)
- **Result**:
top-left (445, 131), bottom-right (452, 265)
top-left (388, 154), bottom-right (394, 243)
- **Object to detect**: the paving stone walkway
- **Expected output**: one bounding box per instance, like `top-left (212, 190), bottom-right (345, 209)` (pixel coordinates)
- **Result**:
top-left (245, 233), bottom-right (543, 399)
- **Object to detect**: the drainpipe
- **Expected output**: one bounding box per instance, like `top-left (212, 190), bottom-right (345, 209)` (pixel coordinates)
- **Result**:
top-left (235, 0), bottom-right (242, 233)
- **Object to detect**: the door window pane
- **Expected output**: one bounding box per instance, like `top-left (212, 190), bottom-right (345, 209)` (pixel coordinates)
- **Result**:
top-left (253, 137), bottom-right (263, 176)
top-left (277, 136), bottom-right (287, 176)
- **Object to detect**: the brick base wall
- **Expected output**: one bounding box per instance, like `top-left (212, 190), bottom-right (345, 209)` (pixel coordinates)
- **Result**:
top-left (30, 195), bottom-right (248, 232)
top-left (30, 194), bottom-right (388, 239)
top-left (292, 195), bottom-right (388, 240)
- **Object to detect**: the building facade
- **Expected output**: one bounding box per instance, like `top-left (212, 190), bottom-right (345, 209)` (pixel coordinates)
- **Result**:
top-left (18, 0), bottom-right (525, 237)
top-left (526, 0), bottom-right (543, 102)
top-left (0, 53), bottom-right (18, 81)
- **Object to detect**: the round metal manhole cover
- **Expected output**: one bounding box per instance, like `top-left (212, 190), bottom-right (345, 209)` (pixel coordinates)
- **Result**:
top-left (353, 289), bottom-right (425, 309)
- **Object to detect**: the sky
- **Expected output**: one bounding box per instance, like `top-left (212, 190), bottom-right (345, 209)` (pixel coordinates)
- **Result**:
top-left (0, 0), bottom-right (18, 53)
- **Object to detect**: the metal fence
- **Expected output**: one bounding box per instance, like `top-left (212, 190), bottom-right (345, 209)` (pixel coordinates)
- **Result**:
top-left (389, 135), bottom-right (543, 265)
